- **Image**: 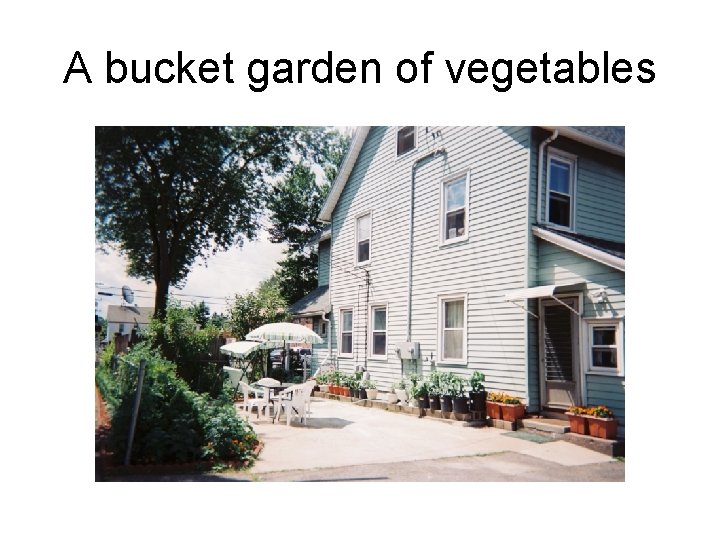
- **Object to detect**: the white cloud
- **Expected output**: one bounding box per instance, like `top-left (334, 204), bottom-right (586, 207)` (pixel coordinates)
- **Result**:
top-left (95, 229), bottom-right (286, 317)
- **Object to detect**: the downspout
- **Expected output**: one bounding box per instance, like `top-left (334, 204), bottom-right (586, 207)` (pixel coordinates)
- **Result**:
top-left (536, 129), bottom-right (559, 225)
top-left (406, 147), bottom-right (448, 343)
top-left (534, 128), bottom-right (557, 412)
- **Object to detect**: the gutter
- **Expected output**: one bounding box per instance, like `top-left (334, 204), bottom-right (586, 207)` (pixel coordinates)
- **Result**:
top-left (536, 129), bottom-right (559, 225)
top-left (406, 147), bottom-right (447, 342)
top-left (540, 126), bottom-right (625, 157)
top-left (533, 226), bottom-right (625, 272)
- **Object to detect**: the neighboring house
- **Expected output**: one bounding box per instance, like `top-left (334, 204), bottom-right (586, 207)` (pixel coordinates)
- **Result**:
top-left (288, 226), bottom-right (332, 369)
top-left (292, 126), bottom-right (625, 437)
top-left (106, 305), bottom-right (154, 342)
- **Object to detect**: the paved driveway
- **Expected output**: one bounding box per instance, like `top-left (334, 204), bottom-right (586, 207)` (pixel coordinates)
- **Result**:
top-left (230, 397), bottom-right (621, 480)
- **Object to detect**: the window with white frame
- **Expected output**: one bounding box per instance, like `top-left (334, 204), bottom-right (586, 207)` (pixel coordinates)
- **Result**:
top-left (442, 174), bottom-right (468, 243)
top-left (356, 213), bottom-right (371, 264)
top-left (396, 126), bottom-right (416, 156)
top-left (340, 309), bottom-right (353, 355)
top-left (546, 150), bottom-right (576, 229)
top-left (440, 296), bottom-right (466, 362)
top-left (587, 320), bottom-right (623, 375)
top-left (370, 305), bottom-right (387, 357)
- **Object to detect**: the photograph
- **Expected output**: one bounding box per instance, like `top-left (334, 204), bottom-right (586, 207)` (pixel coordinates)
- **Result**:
top-left (95, 125), bottom-right (625, 482)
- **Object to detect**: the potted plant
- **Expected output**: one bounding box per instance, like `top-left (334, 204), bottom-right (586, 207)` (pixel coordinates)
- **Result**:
top-left (447, 373), bottom-right (469, 414)
top-left (413, 378), bottom-right (431, 409)
top-left (586, 405), bottom-right (618, 439)
top-left (565, 405), bottom-right (590, 435)
top-left (498, 393), bottom-right (525, 422)
top-left (428, 371), bottom-right (442, 411)
top-left (385, 384), bottom-right (398, 404)
top-left (438, 372), bottom-right (455, 413)
top-left (315, 372), bottom-right (330, 393)
top-left (486, 392), bottom-right (504, 420)
top-left (348, 376), bottom-right (360, 399)
top-left (339, 373), bottom-right (351, 397)
top-left (394, 378), bottom-right (409, 406)
top-left (363, 379), bottom-right (378, 400)
top-left (468, 371), bottom-right (487, 415)
top-left (406, 374), bottom-right (420, 407)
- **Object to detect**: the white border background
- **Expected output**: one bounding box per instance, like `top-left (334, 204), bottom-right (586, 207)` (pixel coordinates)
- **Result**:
top-left (3, 0), bottom-right (717, 536)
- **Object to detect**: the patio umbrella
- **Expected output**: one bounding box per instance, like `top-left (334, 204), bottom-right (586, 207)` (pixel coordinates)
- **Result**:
top-left (246, 322), bottom-right (324, 344)
top-left (246, 322), bottom-right (324, 379)
top-left (220, 339), bottom-right (283, 358)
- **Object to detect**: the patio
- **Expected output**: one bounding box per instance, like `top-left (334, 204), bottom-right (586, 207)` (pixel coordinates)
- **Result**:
top-left (236, 396), bottom-right (616, 475)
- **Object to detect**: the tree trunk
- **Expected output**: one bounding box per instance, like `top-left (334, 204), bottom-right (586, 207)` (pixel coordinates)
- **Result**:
top-left (154, 257), bottom-right (171, 320)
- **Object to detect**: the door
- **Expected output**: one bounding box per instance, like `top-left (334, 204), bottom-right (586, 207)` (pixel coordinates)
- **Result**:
top-left (540, 297), bottom-right (580, 410)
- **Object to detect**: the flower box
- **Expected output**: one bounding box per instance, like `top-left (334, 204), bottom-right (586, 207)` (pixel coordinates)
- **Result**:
top-left (486, 400), bottom-right (502, 420)
top-left (499, 403), bottom-right (525, 422)
top-left (565, 412), bottom-right (589, 435)
top-left (586, 416), bottom-right (618, 440)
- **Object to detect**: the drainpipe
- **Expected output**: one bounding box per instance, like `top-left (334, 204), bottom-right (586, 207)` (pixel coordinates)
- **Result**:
top-left (406, 147), bottom-right (448, 343)
top-left (536, 129), bottom-right (559, 224)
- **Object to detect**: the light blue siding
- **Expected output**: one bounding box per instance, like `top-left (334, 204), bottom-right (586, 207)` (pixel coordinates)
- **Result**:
top-left (317, 239), bottom-right (330, 287)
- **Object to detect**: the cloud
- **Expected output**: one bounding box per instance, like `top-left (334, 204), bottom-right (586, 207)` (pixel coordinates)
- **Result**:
top-left (95, 229), bottom-right (286, 317)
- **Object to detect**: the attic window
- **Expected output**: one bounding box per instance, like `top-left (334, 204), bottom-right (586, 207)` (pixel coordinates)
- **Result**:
top-left (397, 126), bottom-right (416, 156)
top-left (546, 150), bottom-right (577, 229)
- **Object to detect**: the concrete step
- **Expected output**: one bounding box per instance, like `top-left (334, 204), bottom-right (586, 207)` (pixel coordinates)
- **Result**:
top-left (521, 417), bottom-right (570, 434)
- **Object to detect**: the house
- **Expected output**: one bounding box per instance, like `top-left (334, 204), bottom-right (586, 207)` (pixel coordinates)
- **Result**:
top-left (288, 226), bottom-right (332, 367)
top-left (292, 126), bottom-right (625, 437)
top-left (106, 305), bottom-right (154, 342)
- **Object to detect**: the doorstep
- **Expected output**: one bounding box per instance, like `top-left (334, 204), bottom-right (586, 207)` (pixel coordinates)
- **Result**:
top-left (521, 417), bottom-right (570, 434)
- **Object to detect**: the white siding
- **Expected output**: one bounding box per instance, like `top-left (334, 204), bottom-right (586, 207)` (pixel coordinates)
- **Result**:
top-left (329, 126), bottom-right (532, 394)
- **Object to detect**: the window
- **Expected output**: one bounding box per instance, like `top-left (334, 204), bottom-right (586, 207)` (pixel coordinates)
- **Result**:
top-left (396, 126), bottom-right (416, 156)
top-left (356, 213), bottom-right (371, 264)
top-left (370, 306), bottom-right (387, 357)
top-left (587, 320), bottom-right (623, 375)
top-left (546, 150), bottom-right (576, 229)
top-left (439, 296), bottom-right (466, 363)
top-left (442, 173), bottom-right (468, 243)
top-left (340, 309), bottom-right (353, 355)
top-left (313, 318), bottom-right (327, 337)
top-left (118, 323), bottom-right (125, 334)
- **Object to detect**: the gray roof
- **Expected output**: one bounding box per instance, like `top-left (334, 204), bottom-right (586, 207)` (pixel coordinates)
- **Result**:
top-left (308, 225), bottom-right (331, 245)
top-left (288, 285), bottom-right (330, 316)
top-left (106, 305), bottom-right (154, 324)
top-left (536, 225), bottom-right (625, 260)
top-left (569, 126), bottom-right (624, 149)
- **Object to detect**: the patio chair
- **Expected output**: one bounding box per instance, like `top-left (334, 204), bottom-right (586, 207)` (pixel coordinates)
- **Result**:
top-left (238, 381), bottom-right (269, 418)
top-left (222, 366), bottom-right (244, 399)
top-left (273, 384), bottom-right (309, 426)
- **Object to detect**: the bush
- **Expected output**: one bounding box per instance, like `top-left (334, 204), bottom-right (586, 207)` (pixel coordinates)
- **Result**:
top-left (95, 343), bottom-right (258, 466)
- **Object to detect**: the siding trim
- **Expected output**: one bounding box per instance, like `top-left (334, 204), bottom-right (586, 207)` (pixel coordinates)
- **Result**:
top-left (533, 226), bottom-right (625, 272)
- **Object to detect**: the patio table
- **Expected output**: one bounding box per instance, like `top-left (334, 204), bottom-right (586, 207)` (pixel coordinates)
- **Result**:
top-left (252, 382), bottom-right (293, 419)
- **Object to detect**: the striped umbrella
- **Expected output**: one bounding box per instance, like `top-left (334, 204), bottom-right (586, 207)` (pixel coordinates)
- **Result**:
top-left (246, 322), bottom-right (324, 344)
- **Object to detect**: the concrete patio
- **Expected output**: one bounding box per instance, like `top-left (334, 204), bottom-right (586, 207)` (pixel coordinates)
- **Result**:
top-left (236, 396), bottom-right (619, 476)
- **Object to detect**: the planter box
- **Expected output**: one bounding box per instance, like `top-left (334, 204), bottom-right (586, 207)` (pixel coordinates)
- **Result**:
top-left (366, 388), bottom-right (378, 400)
top-left (486, 401), bottom-right (502, 420)
top-left (565, 413), bottom-right (589, 435)
top-left (499, 403), bottom-right (525, 422)
top-left (587, 416), bottom-right (618, 440)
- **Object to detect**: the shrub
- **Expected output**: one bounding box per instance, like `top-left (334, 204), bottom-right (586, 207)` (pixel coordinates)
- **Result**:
top-left (96, 343), bottom-right (258, 466)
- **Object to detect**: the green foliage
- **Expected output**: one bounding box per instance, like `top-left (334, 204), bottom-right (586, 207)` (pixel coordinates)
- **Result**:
top-left (428, 371), bottom-right (443, 395)
top-left (96, 343), bottom-right (258, 466)
top-left (149, 300), bottom-right (222, 363)
top-left (266, 129), bottom-right (351, 305)
top-left (469, 371), bottom-right (486, 392)
top-left (188, 301), bottom-right (211, 328)
top-left (96, 126), bottom-right (312, 319)
top-left (228, 275), bottom-right (287, 341)
top-left (360, 378), bottom-right (376, 390)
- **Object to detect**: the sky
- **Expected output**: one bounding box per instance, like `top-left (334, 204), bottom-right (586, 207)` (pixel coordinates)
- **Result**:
top-left (95, 224), bottom-right (286, 318)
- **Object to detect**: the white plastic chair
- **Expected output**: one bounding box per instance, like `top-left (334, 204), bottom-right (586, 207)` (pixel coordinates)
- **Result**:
top-left (238, 381), bottom-right (269, 418)
top-left (273, 384), bottom-right (309, 426)
top-left (222, 366), bottom-right (244, 398)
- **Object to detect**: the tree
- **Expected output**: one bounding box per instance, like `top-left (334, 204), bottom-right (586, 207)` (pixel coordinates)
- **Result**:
top-left (96, 126), bottom-right (323, 319)
top-left (188, 301), bottom-right (210, 328)
top-left (266, 129), bottom-right (350, 305)
top-left (228, 275), bottom-right (287, 340)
